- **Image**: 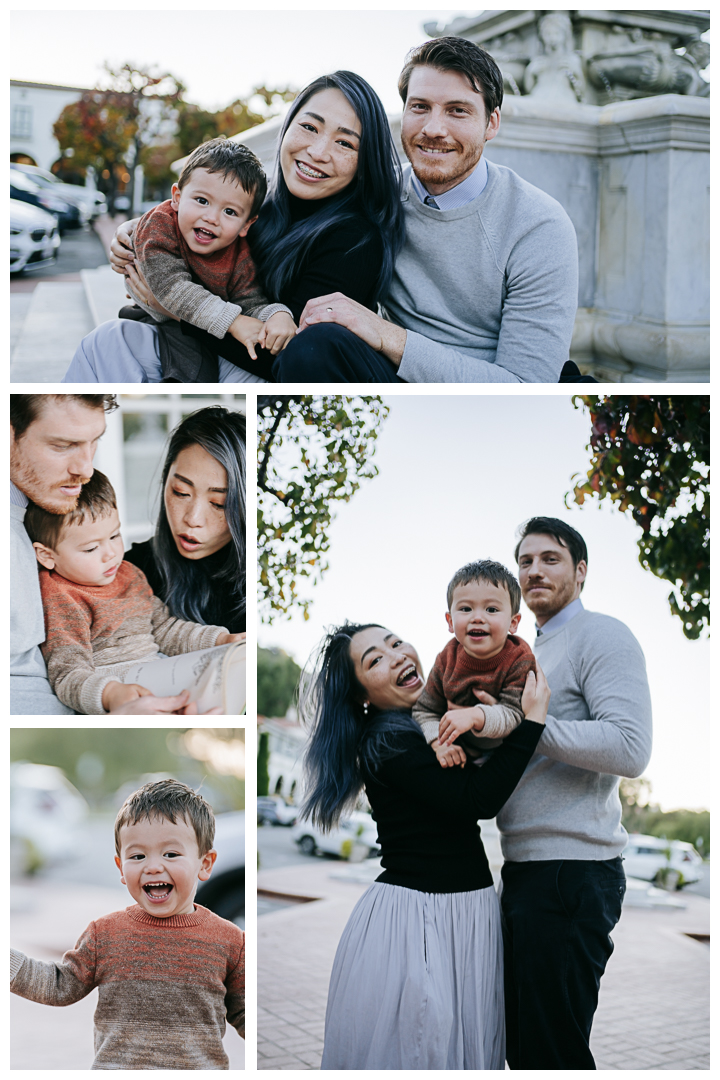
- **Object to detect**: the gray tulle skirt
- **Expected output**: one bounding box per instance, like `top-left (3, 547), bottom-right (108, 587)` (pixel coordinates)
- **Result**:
top-left (321, 881), bottom-right (505, 1070)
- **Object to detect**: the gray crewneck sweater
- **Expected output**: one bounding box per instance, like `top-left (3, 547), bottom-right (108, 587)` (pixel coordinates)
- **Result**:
top-left (386, 161), bottom-right (578, 383)
top-left (496, 608), bottom-right (652, 861)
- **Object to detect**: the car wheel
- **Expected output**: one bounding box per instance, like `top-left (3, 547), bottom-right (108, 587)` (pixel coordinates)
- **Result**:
top-left (298, 835), bottom-right (316, 856)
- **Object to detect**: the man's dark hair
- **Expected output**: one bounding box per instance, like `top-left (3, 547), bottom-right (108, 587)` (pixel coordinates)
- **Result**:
top-left (398, 35), bottom-right (504, 117)
top-left (114, 778), bottom-right (216, 857)
top-left (514, 517), bottom-right (589, 584)
top-left (177, 136), bottom-right (267, 218)
top-left (10, 394), bottom-right (118, 441)
top-left (447, 559), bottom-right (521, 615)
top-left (25, 469), bottom-right (117, 551)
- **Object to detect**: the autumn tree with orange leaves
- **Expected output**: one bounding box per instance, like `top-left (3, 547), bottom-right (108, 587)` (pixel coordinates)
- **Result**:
top-left (569, 395), bottom-right (709, 640)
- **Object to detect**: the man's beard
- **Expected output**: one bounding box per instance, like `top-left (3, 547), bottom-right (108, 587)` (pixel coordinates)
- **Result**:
top-left (525, 577), bottom-right (577, 620)
top-left (10, 448), bottom-right (90, 514)
top-left (401, 133), bottom-right (484, 190)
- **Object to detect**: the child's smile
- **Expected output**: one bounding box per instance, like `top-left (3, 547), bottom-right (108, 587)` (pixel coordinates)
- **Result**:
top-left (170, 168), bottom-right (257, 256)
top-left (115, 815), bottom-right (216, 918)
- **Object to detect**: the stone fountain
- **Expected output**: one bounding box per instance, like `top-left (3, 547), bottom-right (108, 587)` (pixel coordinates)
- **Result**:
top-left (423, 10), bottom-right (710, 380)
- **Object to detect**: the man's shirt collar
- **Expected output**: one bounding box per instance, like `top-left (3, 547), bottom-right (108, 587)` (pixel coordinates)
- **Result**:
top-left (10, 481), bottom-right (28, 508)
top-left (536, 597), bottom-right (584, 637)
top-left (411, 156), bottom-right (488, 210)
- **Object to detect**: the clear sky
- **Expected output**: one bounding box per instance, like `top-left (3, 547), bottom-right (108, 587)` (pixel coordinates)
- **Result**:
top-left (10, 9), bottom-right (476, 114)
top-left (259, 395), bottom-right (710, 814)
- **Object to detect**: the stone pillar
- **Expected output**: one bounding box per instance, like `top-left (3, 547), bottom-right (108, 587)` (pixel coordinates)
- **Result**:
top-left (590, 95), bottom-right (709, 380)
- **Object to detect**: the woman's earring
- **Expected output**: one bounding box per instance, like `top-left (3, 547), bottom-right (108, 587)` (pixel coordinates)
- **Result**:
top-left (363, 701), bottom-right (369, 716)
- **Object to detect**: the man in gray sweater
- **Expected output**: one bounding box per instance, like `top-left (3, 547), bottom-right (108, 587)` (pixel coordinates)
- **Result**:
top-left (10, 394), bottom-right (216, 716)
top-left (496, 517), bottom-right (652, 1069)
top-left (276, 36), bottom-right (579, 383)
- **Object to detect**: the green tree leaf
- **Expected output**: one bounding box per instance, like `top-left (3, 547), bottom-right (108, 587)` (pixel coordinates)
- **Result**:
top-left (569, 395), bottom-right (709, 639)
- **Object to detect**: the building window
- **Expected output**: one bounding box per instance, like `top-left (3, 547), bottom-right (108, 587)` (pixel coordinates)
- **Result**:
top-left (93, 393), bottom-right (246, 545)
top-left (11, 105), bottom-right (32, 139)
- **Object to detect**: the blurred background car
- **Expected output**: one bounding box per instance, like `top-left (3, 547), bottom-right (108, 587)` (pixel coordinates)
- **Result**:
top-left (195, 810), bottom-right (245, 926)
top-left (11, 162), bottom-right (105, 221)
top-left (257, 795), bottom-right (298, 827)
top-left (10, 762), bottom-right (89, 873)
top-left (291, 810), bottom-right (379, 860)
top-left (623, 833), bottom-right (704, 888)
top-left (11, 198), bottom-right (60, 273)
top-left (10, 167), bottom-right (79, 232)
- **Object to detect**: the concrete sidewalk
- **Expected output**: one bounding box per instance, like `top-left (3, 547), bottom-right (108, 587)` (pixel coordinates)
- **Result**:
top-left (258, 860), bottom-right (709, 1070)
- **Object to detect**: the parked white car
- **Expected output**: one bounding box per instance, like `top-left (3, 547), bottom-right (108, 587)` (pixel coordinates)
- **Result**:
top-left (12, 163), bottom-right (106, 219)
top-left (292, 810), bottom-right (379, 859)
top-left (623, 833), bottom-right (704, 887)
top-left (10, 762), bottom-right (89, 866)
top-left (10, 198), bottom-right (60, 273)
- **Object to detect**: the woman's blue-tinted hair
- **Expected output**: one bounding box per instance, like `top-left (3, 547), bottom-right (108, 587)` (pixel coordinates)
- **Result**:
top-left (151, 406), bottom-right (246, 628)
top-left (250, 71), bottom-right (405, 309)
top-left (299, 622), bottom-right (420, 831)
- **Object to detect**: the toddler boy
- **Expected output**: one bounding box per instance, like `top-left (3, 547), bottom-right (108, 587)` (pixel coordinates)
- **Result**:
top-left (413, 559), bottom-right (536, 767)
top-left (24, 470), bottom-right (240, 714)
top-left (10, 779), bottom-right (244, 1069)
top-left (127, 135), bottom-right (296, 363)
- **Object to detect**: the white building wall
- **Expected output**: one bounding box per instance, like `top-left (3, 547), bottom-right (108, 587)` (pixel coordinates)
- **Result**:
top-left (11, 81), bottom-right (90, 171)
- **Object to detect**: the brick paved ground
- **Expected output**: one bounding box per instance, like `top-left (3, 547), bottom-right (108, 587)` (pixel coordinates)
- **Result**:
top-left (258, 860), bottom-right (709, 1071)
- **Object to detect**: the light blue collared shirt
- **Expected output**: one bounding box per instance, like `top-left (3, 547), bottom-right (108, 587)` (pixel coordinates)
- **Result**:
top-left (410, 156), bottom-right (489, 210)
top-left (10, 481), bottom-right (28, 509)
top-left (536, 597), bottom-right (584, 637)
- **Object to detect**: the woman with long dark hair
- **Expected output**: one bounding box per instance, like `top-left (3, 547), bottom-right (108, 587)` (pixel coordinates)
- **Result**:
top-left (65, 71), bottom-right (404, 383)
top-left (125, 406), bottom-right (245, 633)
top-left (299, 622), bottom-right (549, 1070)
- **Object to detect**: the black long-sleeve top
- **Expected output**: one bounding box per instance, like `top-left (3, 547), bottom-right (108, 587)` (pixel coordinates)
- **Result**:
top-left (180, 192), bottom-right (383, 375)
top-left (363, 718), bottom-right (543, 894)
top-left (124, 539), bottom-right (245, 634)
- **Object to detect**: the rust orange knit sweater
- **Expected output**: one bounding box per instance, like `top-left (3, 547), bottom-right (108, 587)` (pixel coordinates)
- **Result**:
top-left (39, 561), bottom-right (224, 714)
top-left (413, 634), bottom-right (536, 754)
top-left (10, 904), bottom-right (244, 1070)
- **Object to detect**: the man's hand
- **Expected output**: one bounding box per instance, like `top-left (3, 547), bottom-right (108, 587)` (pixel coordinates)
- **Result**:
top-left (228, 314), bottom-right (264, 359)
top-left (259, 312), bottom-right (297, 355)
top-left (124, 262), bottom-right (178, 321)
top-left (102, 680), bottom-right (152, 712)
top-left (431, 738), bottom-right (467, 768)
top-left (109, 217), bottom-right (140, 274)
top-left (216, 632), bottom-right (247, 646)
top-left (298, 292), bottom-right (407, 366)
top-left (438, 704), bottom-right (486, 745)
top-left (521, 665), bottom-right (550, 726)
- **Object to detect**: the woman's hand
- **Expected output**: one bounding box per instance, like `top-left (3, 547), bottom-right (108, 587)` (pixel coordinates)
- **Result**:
top-left (109, 217), bottom-right (140, 274)
top-left (259, 311), bottom-right (297, 355)
top-left (298, 292), bottom-right (407, 365)
top-left (124, 263), bottom-right (179, 321)
top-left (471, 689), bottom-right (498, 707)
top-left (216, 632), bottom-right (246, 646)
top-left (431, 739), bottom-right (467, 769)
top-left (521, 665), bottom-right (550, 725)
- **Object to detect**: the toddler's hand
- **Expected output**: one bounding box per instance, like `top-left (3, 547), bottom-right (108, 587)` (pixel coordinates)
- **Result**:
top-left (438, 705), bottom-right (486, 745)
top-left (432, 739), bottom-right (467, 769)
top-left (102, 681), bottom-right (152, 712)
top-left (216, 632), bottom-right (247, 646)
top-left (259, 312), bottom-right (297, 355)
top-left (228, 314), bottom-right (264, 359)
